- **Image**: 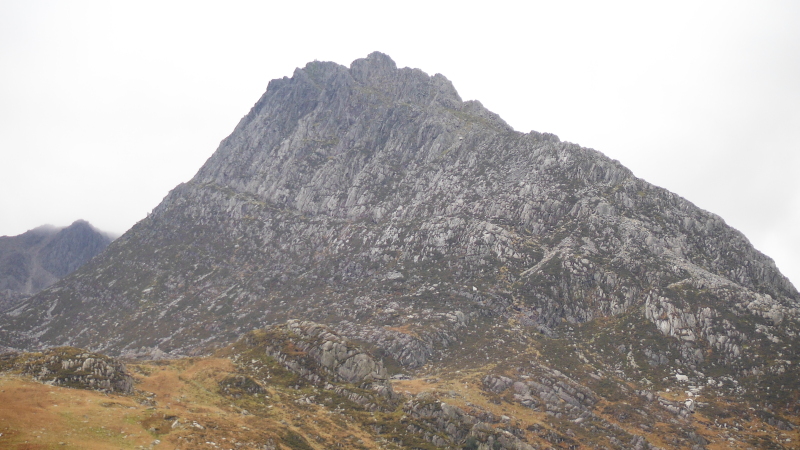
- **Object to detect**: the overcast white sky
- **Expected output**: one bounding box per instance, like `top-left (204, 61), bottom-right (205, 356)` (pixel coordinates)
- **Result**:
top-left (1, 1), bottom-right (798, 288)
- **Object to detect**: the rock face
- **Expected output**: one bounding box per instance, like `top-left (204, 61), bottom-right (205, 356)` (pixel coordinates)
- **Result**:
top-left (0, 346), bottom-right (134, 393)
top-left (0, 220), bottom-right (113, 312)
top-left (235, 320), bottom-right (394, 411)
top-left (1, 53), bottom-right (798, 395)
top-left (247, 320), bottom-right (391, 389)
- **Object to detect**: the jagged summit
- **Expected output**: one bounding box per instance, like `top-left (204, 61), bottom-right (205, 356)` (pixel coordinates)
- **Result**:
top-left (194, 51), bottom-right (509, 216)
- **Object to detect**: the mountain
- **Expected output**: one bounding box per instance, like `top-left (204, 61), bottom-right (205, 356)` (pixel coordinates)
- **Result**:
top-left (0, 220), bottom-right (113, 312)
top-left (1, 52), bottom-right (799, 448)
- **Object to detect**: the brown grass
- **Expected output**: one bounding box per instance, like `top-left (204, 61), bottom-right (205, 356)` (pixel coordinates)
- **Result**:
top-left (0, 375), bottom-right (152, 449)
top-left (384, 324), bottom-right (418, 337)
top-left (3, 353), bottom-right (799, 450)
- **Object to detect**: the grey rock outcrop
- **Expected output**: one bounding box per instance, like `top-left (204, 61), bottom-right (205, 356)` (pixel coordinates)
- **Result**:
top-left (241, 320), bottom-right (393, 410)
top-left (0, 346), bottom-right (133, 393)
top-left (267, 319), bottom-right (390, 387)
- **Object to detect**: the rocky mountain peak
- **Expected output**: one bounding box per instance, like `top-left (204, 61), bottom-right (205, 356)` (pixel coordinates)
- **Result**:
top-left (191, 51), bottom-right (515, 224)
top-left (2, 55), bottom-right (798, 440)
top-left (350, 51), bottom-right (398, 82)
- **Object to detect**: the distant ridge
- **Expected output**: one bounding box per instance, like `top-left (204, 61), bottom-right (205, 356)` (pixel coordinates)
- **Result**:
top-left (0, 220), bottom-right (113, 311)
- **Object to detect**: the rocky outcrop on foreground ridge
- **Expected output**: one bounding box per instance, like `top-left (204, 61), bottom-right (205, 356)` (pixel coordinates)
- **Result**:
top-left (233, 320), bottom-right (394, 411)
top-left (228, 322), bottom-right (667, 449)
top-left (0, 220), bottom-right (113, 312)
top-left (249, 320), bottom-right (392, 388)
top-left (0, 346), bottom-right (133, 393)
top-left (1, 52), bottom-right (798, 403)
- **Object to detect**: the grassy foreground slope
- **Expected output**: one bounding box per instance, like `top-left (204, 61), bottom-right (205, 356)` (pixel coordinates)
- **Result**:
top-left (1, 321), bottom-right (799, 450)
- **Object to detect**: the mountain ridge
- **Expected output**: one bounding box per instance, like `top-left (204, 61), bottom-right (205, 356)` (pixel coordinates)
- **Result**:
top-left (0, 219), bottom-right (113, 313)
